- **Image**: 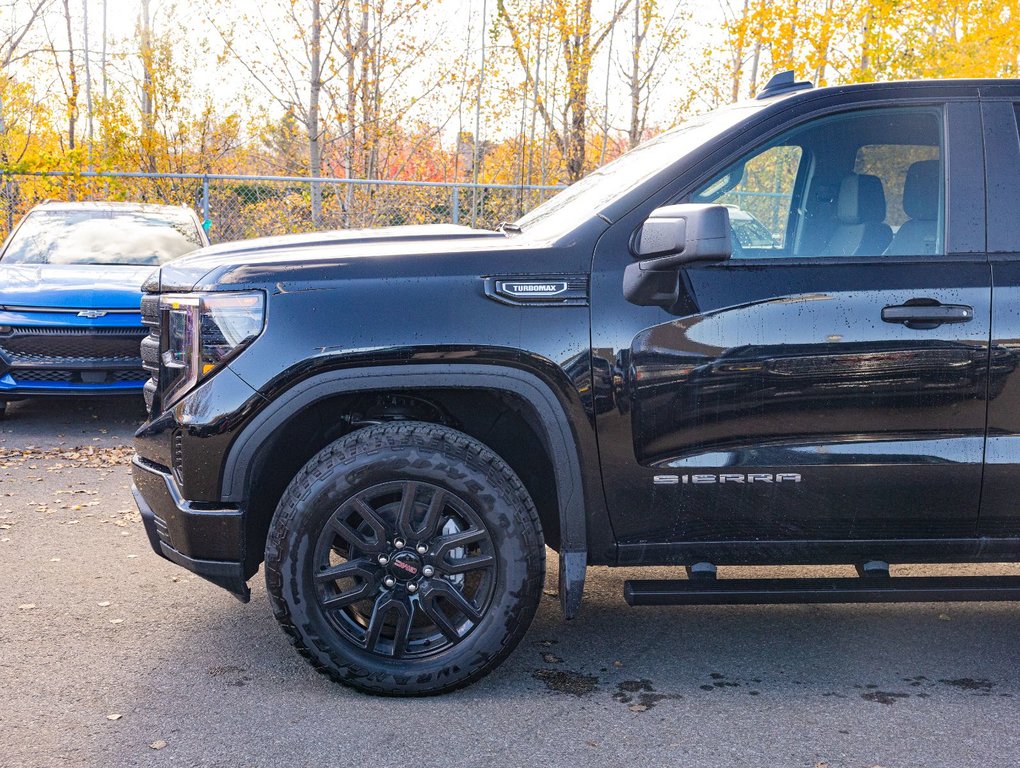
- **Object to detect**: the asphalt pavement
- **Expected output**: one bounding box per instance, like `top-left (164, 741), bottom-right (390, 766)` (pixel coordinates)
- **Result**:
top-left (1, 396), bottom-right (1019, 767)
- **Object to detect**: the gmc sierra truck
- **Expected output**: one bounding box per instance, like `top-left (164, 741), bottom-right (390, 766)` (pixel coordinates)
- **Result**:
top-left (132, 74), bottom-right (1020, 695)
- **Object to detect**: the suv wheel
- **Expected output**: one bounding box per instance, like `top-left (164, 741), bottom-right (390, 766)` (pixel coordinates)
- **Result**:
top-left (265, 421), bottom-right (545, 695)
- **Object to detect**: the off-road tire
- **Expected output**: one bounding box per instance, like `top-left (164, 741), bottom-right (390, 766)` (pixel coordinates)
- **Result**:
top-left (265, 421), bottom-right (545, 695)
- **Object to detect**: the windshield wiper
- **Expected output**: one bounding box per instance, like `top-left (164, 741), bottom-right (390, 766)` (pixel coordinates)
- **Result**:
top-left (496, 221), bottom-right (522, 235)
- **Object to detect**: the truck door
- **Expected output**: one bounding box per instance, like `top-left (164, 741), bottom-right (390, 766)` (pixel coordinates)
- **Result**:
top-left (979, 91), bottom-right (1020, 535)
top-left (591, 99), bottom-right (991, 549)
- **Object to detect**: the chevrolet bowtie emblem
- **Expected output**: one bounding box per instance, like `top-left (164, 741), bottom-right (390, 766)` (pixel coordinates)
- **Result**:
top-left (77, 310), bottom-right (108, 318)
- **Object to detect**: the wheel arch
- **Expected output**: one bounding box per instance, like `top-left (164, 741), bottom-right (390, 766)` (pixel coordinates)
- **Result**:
top-left (221, 363), bottom-right (602, 617)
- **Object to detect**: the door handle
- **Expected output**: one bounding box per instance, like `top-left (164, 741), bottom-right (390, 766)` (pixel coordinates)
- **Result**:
top-left (881, 300), bottom-right (973, 327)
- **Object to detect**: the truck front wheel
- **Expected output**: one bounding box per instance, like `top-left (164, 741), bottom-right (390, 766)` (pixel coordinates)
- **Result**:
top-left (264, 421), bottom-right (546, 695)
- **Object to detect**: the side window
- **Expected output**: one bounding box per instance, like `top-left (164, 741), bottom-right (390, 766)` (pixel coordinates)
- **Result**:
top-left (692, 107), bottom-right (945, 259)
top-left (704, 145), bottom-right (802, 251)
top-left (854, 145), bottom-right (940, 230)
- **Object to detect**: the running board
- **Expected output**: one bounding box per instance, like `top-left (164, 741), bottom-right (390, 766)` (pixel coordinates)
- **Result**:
top-left (624, 575), bottom-right (1020, 606)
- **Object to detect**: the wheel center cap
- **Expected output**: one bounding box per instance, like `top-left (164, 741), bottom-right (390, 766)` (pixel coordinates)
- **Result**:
top-left (389, 551), bottom-right (422, 581)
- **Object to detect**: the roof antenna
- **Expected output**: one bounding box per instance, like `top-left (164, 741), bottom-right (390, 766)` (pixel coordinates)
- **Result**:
top-left (756, 70), bottom-right (814, 100)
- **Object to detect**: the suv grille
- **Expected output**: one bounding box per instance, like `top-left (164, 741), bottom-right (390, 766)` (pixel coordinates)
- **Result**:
top-left (0, 326), bottom-right (147, 386)
top-left (11, 369), bottom-right (145, 385)
top-left (0, 326), bottom-right (146, 360)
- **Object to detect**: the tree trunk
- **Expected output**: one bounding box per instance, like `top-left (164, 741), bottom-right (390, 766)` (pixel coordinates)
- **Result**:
top-left (140, 0), bottom-right (156, 172)
top-left (308, 0), bottom-right (322, 227)
top-left (748, 38), bottom-right (761, 97)
top-left (62, 0), bottom-right (78, 152)
top-left (83, 0), bottom-right (94, 168)
top-left (628, 0), bottom-right (642, 149)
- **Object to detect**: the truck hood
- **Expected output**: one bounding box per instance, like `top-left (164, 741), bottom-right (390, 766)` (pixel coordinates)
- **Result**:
top-left (0, 263), bottom-right (156, 310)
top-left (155, 223), bottom-right (563, 292)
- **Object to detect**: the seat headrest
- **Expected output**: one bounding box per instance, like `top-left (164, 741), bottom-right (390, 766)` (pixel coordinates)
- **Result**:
top-left (837, 174), bottom-right (886, 225)
top-left (903, 159), bottom-right (940, 221)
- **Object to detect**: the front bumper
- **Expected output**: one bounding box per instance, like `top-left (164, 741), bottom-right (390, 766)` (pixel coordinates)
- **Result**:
top-left (131, 455), bottom-right (250, 601)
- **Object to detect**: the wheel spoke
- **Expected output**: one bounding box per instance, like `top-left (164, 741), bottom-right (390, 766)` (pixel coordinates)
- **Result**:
top-left (395, 481), bottom-right (419, 540)
top-left (418, 589), bottom-right (462, 643)
top-left (364, 594), bottom-right (412, 657)
top-left (390, 602), bottom-right (413, 657)
top-left (315, 557), bottom-right (376, 584)
top-left (396, 483), bottom-right (446, 542)
top-left (433, 527), bottom-right (487, 559)
top-left (435, 552), bottom-right (495, 576)
top-left (320, 581), bottom-right (375, 610)
top-left (424, 578), bottom-right (483, 623)
top-left (327, 498), bottom-right (388, 554)
top-left (417, 488), bottom-right (446, 541)
top-left (316, 558), bottom-right (377, 610)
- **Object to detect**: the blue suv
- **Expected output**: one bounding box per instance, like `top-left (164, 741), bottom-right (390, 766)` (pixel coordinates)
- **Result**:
top-left (0, 201), bottom-right (208, 416)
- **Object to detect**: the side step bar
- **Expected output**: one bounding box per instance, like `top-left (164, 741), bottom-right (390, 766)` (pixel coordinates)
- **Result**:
top-left (624, 575), bottom-right (1020, 606)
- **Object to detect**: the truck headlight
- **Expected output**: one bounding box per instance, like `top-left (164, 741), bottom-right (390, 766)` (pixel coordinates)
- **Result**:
top-left (160, 291), bottom-right (265, 404)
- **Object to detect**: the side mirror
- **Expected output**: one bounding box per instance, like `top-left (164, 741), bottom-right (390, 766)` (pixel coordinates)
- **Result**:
top-left (624, 204), bottom-right (732, 306)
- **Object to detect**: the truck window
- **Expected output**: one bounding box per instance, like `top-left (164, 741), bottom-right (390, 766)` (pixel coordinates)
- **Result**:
top-left (692, 107), bottom-right (945, 259)
top-left (710, 145), bottom-right (801, 250)
top-left (854, 144), bottom-right (940, 229)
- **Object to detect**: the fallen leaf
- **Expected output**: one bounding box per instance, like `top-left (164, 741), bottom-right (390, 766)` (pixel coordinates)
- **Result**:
top-left (541, 652), bottom-right (563, 664)
top-left (612, 660), bottom-right (623, 668)
top-left (18, 603), bottom-right (37, 610)
top-left (127, 554), bottom-right (137, 559)
top-left (97, 601), bottom-right (111, 607)
top-left (628, 703), bottom-right (648, 712)
top-left (938, 613), bottom-right (952, 621)
top-left (149, 740), bottom-right (167, 750)
top-left (109, 618), bottom-right (124, 624)
top-left (49, 557), bottom-right (61, 562)
top-left (106, 714), bottom-right (122, 721)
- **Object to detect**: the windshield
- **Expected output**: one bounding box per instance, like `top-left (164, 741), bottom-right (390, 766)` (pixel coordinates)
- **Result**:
top-left (513, 103), bottom-right (761, 240)
top-left (1, 209), bottom-right (204, 266)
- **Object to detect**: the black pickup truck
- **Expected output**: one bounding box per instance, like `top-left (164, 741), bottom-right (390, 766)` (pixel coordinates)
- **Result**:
top-left (133, 74), bottom-right (1020, 695)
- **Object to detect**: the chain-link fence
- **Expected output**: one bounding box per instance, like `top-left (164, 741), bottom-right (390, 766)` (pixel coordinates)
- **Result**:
top-left (0, 171), bottom-right (563, 244)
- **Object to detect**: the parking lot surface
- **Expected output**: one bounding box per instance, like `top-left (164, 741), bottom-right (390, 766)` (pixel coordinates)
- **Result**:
top-left (1, 397), bottom-right (1019, 767)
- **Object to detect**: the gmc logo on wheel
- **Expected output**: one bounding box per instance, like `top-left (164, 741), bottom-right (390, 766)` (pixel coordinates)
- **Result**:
top-left (392, 560), bottom-right (418, 574)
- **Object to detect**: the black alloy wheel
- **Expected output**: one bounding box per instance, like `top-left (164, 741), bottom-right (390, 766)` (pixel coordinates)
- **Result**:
top-left (265, 421), bottom-right (545, 695)
top-left (312, 479), bottom-right (496, 659)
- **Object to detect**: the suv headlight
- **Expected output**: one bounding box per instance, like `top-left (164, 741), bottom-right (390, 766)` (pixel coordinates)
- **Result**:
top-left (160, 291), bottom-right (265, 404)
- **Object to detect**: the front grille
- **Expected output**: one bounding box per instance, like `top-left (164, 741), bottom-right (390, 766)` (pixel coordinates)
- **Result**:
top-left (0, 326), bottom-right (147, 360)
top-left (111, 370), bottom-right (147, 383)
top-left (6, 351), bottom-right (140, 364)
top-left (11, 369), bottom-right (146, 385)
top-left (15, 370), bottom-right (75, 383)
top-left (141, 291), bottom-right (166, 416)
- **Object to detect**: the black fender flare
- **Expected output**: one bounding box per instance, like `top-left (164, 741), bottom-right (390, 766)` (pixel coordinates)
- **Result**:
top-left (220, 363), bottom-right (590, 617)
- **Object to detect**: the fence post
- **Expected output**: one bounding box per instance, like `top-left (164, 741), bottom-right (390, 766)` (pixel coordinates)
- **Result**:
top-left (451, 185), bottom-right (460, 225)
top-left (201, 174), bottom-right (210, 221)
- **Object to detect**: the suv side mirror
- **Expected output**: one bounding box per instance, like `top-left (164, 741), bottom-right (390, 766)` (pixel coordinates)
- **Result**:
top-left (624, 203), bottom-right (732, 306)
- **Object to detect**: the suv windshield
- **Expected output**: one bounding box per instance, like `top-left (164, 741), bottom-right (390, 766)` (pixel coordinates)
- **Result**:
top-left (1, 209), bottom-right (203, 266)
top-left (512, 102), bottom-right (762, 241)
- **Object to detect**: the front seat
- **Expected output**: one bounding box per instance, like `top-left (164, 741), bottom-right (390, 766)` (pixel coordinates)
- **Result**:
top-left (824, 173), bottom-right (893, 256)
top-left (885, 159), bottom-right (940, 256)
